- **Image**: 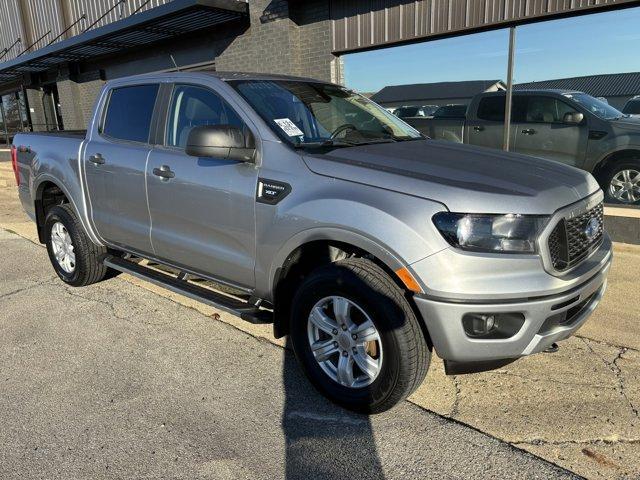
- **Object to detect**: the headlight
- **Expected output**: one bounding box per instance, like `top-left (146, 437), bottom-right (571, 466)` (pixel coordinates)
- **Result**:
top-left (432, 212), bottom-right (548, 253)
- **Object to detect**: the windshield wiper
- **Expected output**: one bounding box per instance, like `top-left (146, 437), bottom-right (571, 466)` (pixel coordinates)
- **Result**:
top-left (292, 139), bottom-right (358, 149)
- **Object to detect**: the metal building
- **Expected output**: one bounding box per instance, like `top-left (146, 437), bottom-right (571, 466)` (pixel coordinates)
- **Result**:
top-left (0, 0), bottom-right (638, 145)
top-left (516, 72), bottom-right (640, 110)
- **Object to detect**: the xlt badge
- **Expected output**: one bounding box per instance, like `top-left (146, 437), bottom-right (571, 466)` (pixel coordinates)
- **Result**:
top-left (257, 179), bottom-right (291, 205)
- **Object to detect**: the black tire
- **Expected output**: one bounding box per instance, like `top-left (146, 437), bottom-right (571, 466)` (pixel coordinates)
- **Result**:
top-left (44, 204), bottom-right (112, 287)
top-left (289, 257), bottom-right (431, 414)
top-left (600, 158), bottom-right (640, 205)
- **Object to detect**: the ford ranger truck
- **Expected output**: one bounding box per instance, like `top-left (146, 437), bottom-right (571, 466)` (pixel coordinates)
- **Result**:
top-left (12, 72), bottom-right (612, 413)
top-left (407, 90), bottom-right (640, 206)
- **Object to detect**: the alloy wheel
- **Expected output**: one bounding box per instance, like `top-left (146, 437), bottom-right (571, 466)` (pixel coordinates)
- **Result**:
top-left (609, 168), bottom-right (640, 204)
top-left (50, 222), bottom-right (76, 273)
top-left (307, 296), bottom-right (383, 389)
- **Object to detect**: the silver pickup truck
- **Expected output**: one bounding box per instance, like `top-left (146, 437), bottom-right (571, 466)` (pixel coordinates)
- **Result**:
top-left (408, 90), bottom-right (640, 206)
top-left (12, 72), bottom-right (612, 412)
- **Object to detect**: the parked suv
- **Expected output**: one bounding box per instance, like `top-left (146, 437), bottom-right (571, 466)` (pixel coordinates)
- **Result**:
top-left (623, 96), bottom-right (640, 116)
top-left (407, 90), bottom-right (640, 205)
top-left (12, 73), bottom-right (611, 412)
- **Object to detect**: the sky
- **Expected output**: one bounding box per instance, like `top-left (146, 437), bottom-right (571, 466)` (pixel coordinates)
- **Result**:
top-left (344, 6), bottom-right (640, 93)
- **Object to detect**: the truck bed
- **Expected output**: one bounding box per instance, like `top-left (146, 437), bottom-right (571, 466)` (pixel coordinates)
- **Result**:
top-left (19, 130), bottom-right (87, 139)
top-left (405, 117), bottom-right (465, 143)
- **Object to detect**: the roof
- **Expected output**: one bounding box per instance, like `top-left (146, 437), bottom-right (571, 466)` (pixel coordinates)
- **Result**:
top-left (515, 72), bottom-right (640, 97)
top-left (113, 70), bottom-right (329, 85)
top-left (482, 89), bottom-right (581, 96)
top-left (370, 80), bottom-right (505, 104)
top-left (0, 0), bottom-right (248, 85)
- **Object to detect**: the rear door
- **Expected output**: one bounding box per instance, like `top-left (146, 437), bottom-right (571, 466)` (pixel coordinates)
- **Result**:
top-left (466, 95), bottom-right (522, 151)
top-left (84, 84), bottom-right (159, 254)
top-left (512, 95), bottom-right (588, 166)
top-left (146, 83), bottom-right (258, 288)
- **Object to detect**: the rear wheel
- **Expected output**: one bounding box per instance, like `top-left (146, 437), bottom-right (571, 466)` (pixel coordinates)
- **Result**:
top-left (602, 159), bottom-right (640, 205)
top-left (44, 204), bottom-right (112, 286)
top-left (289, 257), bottom-right (430, 413)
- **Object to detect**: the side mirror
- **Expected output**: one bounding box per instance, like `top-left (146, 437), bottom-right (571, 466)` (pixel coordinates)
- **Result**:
top-left (185, 125), bottom-right (256, 163)
top-left (563, 112), bottom-right (584, 125)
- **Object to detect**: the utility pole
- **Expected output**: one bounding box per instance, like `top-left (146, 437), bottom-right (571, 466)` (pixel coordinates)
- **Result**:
top-left (503, 26), bottom-right (516, 151)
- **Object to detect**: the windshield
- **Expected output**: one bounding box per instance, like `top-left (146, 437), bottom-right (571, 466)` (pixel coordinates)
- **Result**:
top-left (229, 80), bottom-right (422, 148)
top-left (563, 92), bottom-right (624, 120)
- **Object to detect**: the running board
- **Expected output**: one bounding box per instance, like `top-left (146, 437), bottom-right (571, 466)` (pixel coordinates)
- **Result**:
top-left (104, 255), bottom-right (273, 325)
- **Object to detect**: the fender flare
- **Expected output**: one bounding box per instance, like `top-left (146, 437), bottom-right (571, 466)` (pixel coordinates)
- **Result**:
top-left (267, 227), bottom-right (410, 297)
top-left (33, 174), bottom-right (103, 246)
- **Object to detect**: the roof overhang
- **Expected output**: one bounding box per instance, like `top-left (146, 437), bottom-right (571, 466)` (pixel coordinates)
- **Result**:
top-left (0, 0), bottom-right (248, 84)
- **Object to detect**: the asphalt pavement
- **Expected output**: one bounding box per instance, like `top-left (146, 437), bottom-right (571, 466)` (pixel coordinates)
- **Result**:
top-left (0, 228), bottom-right (579, 480)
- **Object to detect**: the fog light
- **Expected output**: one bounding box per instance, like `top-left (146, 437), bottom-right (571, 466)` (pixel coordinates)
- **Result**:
top-left (462, 312), bottom-right (525, 339)
top-left (469, 314), bottom-right (496, 336)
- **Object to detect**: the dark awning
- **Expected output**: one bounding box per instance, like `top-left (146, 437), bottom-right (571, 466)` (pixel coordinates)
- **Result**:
top-left (0, 0), bottom-right (248, 84)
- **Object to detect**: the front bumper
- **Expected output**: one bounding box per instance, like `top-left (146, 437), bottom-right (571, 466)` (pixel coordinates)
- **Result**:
top-left (413, 240), bottom-right (612, 364)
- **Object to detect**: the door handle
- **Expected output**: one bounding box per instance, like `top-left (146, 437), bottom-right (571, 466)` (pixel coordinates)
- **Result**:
top-left (473, 125), bottom-right (485, 132)
top-left (521, 128), bottom-right (536, 135)
top-left (89, 153), bottom-right (105, 165)
top-left (153, 165), bottom-right (175, 180)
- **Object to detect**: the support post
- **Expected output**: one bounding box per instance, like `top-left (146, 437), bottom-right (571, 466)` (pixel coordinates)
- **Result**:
top-left (503, 26), bottom-right (516, 151)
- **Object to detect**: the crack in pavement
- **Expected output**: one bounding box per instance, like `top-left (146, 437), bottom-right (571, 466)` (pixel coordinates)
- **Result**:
top-left (581, 337), bottom-right (639, 420)
top-left (576, 333), bottom-right (640, 353)
top-left (514, 438), bottom-right (640, 446)
top-left (0, 277), bottom-right (58, 301)
top-left (449, 375), bottom-right (461, 417)
top-left (59, 286), bottom-right (137, 323)
top-left (490, 369), bottom-right (611, 389)
top-left (613, 348), bottom-right (640, 419)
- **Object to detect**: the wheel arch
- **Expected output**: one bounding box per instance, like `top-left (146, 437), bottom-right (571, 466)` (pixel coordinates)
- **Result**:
top-left (34, 179), bottom-right (72, 243)
top-left (592, 148), bottom-right (640, 183)
top-left (270, 231), bottom-right (431, 346)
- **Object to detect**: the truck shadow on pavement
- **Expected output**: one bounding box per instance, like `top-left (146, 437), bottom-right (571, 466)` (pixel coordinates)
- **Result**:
top-left (281, 341), bottom-right (386, 480)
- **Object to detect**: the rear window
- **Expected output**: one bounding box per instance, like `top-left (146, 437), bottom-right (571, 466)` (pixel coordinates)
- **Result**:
top-left (433, 105), bottom-right (467, 118)
top-left (102, 84), bottom-right (159, 143)
top-left (476, 96), bottom-right (526, 122)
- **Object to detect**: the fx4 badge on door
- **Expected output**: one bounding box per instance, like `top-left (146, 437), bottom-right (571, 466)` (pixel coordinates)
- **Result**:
top-left (257, 179), bottom-right (291, 205)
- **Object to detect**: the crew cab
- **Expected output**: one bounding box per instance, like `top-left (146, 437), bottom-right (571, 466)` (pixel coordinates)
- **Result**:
top-left (407, 89), bottom-right (640, 205)
top-left (12, 72), bottom-right (612, 412)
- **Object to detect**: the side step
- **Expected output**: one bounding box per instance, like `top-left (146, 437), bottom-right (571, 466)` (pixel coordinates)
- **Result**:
top-left (104, 255), bottom-right (273, 325)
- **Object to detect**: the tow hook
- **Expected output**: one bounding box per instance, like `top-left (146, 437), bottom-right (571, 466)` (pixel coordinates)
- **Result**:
top-left (544, 343), bottom-right (559, 353)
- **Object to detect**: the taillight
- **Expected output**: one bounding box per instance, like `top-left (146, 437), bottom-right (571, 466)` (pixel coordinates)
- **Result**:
top-left (10, 145), bottom-right (20, 186)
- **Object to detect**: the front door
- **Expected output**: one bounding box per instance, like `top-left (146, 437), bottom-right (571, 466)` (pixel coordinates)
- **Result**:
top-left (146, 84), bottom-right (258, 288)
top-left (84, 84), bottom-right (159, 254)
top-left (513, 95), bottom-right (588, 166)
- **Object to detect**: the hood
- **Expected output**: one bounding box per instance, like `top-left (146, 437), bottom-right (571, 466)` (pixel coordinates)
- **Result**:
top-left (302, 140), bottom-right (600, 215)
top-left (611, 115), bottom-right (640, 131)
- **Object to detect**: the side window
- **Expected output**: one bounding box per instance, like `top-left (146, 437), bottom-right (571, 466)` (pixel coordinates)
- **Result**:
top-left (555, 99), bottom-right (580, 121)
top-left (166, 85), bottom-right (244, 148)
top-left (476, 96), bottom-right (526, 122)
top-left (525, 96), bottom-right (578, 123)
top-left (102, 84), bottom-right (159, 143)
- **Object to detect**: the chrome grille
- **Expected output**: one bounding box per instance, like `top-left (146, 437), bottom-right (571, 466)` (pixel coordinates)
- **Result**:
top-left (548, 202), bottom-right (604, 271)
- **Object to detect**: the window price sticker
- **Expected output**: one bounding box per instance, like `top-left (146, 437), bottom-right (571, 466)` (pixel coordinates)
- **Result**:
top-left (274, 118), bottom-right (304, 137)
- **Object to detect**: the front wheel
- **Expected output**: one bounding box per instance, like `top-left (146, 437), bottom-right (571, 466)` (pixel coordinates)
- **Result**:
top-left (602, 159), bottom-right (640, 205)
top-left (289, 258), bottom-right (431, 413)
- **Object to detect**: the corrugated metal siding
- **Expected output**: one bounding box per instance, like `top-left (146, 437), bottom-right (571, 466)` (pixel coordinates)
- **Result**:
top-left (331, 0), bottom-right (640, 53)
top-left (25, 0), bottom-right (65, 49)
top-left (0, 0), bottom-right (175, 59)
top-left (515, 72), bottom-right (640, 97)
top-left (0, 1), bottom-right (24, 61)
top-left (66, 0), bottom-right (172, 36)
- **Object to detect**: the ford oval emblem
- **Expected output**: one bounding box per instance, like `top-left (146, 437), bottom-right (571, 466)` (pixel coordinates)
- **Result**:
top-left (584, 217), bottom-right (600, 241)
